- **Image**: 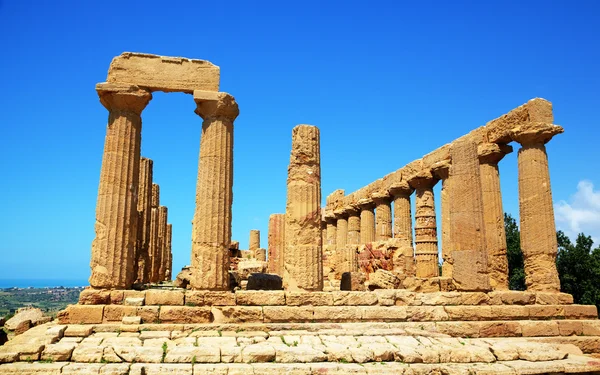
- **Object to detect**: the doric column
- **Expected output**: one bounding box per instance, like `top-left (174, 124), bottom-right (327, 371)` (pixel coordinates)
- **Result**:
top-left (135, 157), bottom-right (153, 284)
top-left (324, 209), bottom-right (337, 247)
top-left (344, 205), bottom-right (361, 245)
top-left (157, 206), bottom-right (168, 281)
top-left (165, 223), bottom-right (172, 281)
top-left (409, 170), bottom-right (439, 278)
top-left (432, 160), bottom-right (452, 277)
top-left (334, 209), bottom-right (348, 249)
top-left (267, 213), bottom-right (285, 275)
top-left (357, 198), bottom-right (375, 244)
top-left (448, 139), bottom-right (490, 291)
top-left (372, 192), bottom-right (392, 241)
top-left (249, 230), bottom-right (260, 253)
top-left (283, 125), bottom-right (323, 291)
top-left (190, 91), bottom-right (239, 290)
top-left (511, 124), bottom-right (563, 292)
top-left (149, 184), bottom-right (160, 283)
top-left (90, 83), bottom-right (152, 289)
top-left (478, 143), bottom-right (512, 290)
top-left (389, 181), bottom-right (415, 276)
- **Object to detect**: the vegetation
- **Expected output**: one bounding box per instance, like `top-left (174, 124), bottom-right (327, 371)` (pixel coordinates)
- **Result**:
top-left (0, 287), bottom-right (82, 317)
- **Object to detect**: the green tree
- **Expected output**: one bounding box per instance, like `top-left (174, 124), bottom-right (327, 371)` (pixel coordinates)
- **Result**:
top-left (504, 213), bottom-right (525, 290)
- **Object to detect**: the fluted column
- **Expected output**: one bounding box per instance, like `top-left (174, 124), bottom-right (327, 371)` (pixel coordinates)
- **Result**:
top-left (344, 205), bottom-right (361, 245)
top-left (357, 198), bottom-right (375, 244)
top-left (157, 206), bottom-right (168, 281)
top-left (324, 210), bottom-right (337, 247)
top-left (432, 161), bottom-right (452, 277)
top-left (267, 214), bottom-right (285, 275)
top-left (409, 170), bottom-right (439, 278)
top-left (149, 184), bottom-right (160, 283)
top-left (389, 181), bottom-right (415, 276)
top-left (478, 143), bottom-right (512, 290)
top-left (165, 223), bottom-right (172, 280)
top-left (249, 230), bottom-right (260, 253)
top-left (511, 124), bottom-right (563, 292)
top-left (135, 157), bottom-right (153, 284)
top-left (334, 209), bottom-right (348, 249)
top-left (448, 139), bottom-right (490, 291)
top-left (372, 192), bottom-right (392, 241)
top-left (190, 92), bottom-right (239, 290)
top-left (283, 125), bottom-right (323, 291)
top-left (90, 83), bottom-right (152, 289)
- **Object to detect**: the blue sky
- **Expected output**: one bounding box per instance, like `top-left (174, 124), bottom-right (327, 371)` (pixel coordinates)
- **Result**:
top-left (1, 1), bottom-right (599, 281)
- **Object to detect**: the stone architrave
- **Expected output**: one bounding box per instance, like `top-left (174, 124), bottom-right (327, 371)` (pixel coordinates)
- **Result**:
top-left (165, 223), bottom-right (173, 280)
top-left (432, 160), bottom-right (452, 277)
top-left (357, 198), bottom-right (375, 244)
top-left (389, 181), bottom-right (415, 276)
top-left (249, 230), bottom-right (260, 253)
top-left (135, 157), bottom-right (153, 284)
top-left (478, 142), bottom-right (513, 290)
top-left (409, 170), bottom-right (439, 278)
top-left (283, 125), bottom-right (323, 291)
top-left (89, 83), bottom-right (152, 289)
top-left (148, 184), bottom-right (160, 283)
top-left (372, 191), bottom-right (392, 241)
top-left (267, 214), bottom-right (285, 275)
top-left (334, 209), bottom-right (348, 249)
top-left (344, 205), bottom-right (361, 245)
top-left (511, 123), bottom-right (564, 292)
top-left (157, 206), bottom-right (168, 281)
top-left (190, 91), bottom-right (239, 290)
top-left (448, 138), bottom-right (490, 291)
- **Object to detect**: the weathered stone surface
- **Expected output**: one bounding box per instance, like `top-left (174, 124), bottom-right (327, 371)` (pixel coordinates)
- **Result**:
top-left (249, 230), bottom-right (260, 252)
top-left (409, 170), bottom-right (439, 278)
top-left (283, 125), bottom-right (323, 292)
top-left (59, 305), bottom-right (104, 324)
top-left (333, 291), bottom-right (378, 306)
top-left (267, 214), bottom-right (285, 276)
top-left (340, 272), bottom-right (367, 291)
top-left (103, 305), bottom-right (137, 322)
top-left (237, 260), bottom-right (268, 279)
top-left (107, 52), bottom-right (220, 93)
top-left (357, 198), bottom-right (375, 244)
top-left (211, 306), bottom-right (263, 323)
top-left (372, 192), bottom-right (392, 241)
top-left (263, 306), bottom-right (314, 323)
top-left (145, 290), bottom-right (184, 305)
top-left (135, 157), bottom-right (153, 284)
top-left (174, 267), bottom-right (192, 289)
top-left (5, 308), bottom-right (46, 330)
top-left (368, 269), bottom-right (400, 290)
top-left (286, 292), bottom-right (334, 306)
top-left (247, 273), bottom-right (283, 290)
top-left (191, 92), bottom-right (239, 290)
top-left (159, 306), bottom-right (212, 323)
top-left (236, 291), bottom-right (285, 305)
top-left (78, 288), bottom-right (111, 305)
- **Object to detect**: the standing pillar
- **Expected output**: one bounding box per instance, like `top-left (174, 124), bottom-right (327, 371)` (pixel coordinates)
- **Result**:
top-left (149, 184), bottom-right (160, 283)
top-left (478, 143), bottom-right (512, 290)
top-left (372, 192), bottom-right (392, 241)
top-left (322, 209), bottom-right (338, 281)
top-left (90, 84), bottom-right (151, 289)
top-left (157, 206), bottom-right (168, 281)
top-left (344, 205), bottom-right (361, 245)
top-left (190, 92), bottom-right (239, 290)
top-left (268, 214), bottom-right (285, 275)
top-left (409, 170), bottom-right (439, 278)
top-left (432, 161), bottom-right (452, 277)
top-left (249, 230), bottom-right (260, 253)
top-left (448, 139), bottom-right (490, 291)
top-left (324, 210), bottom-right (337, 247)
top-left (334, 209), bottom-right (348, 249)
top-left (357, 198), bottom-right (375, 244)
top-left (389, 182), bottom-right (415, 276)
top-left (165, 223), bottom-right (172, 281)
top-left (135, 157), bottom-right (153, 284)
top-left (511, 125), bottom-right (563, 292)
top-left (283, 125), bottom-right (323, 291)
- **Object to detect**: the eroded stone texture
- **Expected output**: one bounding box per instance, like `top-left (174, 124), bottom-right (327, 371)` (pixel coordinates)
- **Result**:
top-left (255, 248), bottom-right (267, 262)
top-left (448, 138), bottom-right (490, 291)
top-left (191, 91), bottom-right (239, 290)
top-left (372, 192), bottom-right (392, 241)
top-left (148, 189), bottom-right (160, 283)
top-left (157, 206), bottom-right (168, 281)
top-left (337, 245), bottom-right (359, 277)
top-left (511, 123), bottom-right (563, 292)
top-left (409, 171), bottom-right (439, 278)
top-left (344, 205), bottom-right (361, 245)
top-left (334, 210), bottom-right (348, 250)
top-left (432, 161), bottom-right (452, 278)
top-left (267, 214), bottom-right (285, 275)
top-left (107, 52), bottom-right (220, 93)
top-left (478, 143), bottom-right (512, 290)
top-left (166, 224), bottom-right (173, 280)
top-left (283, 125), bottom-right (323, 291)
top-left (357, 198), bottom-right (375, 244)
top-left (389, 181), bottom-right (414, 277)
top-left (135, 157), bottom-right (153, 284)
top-left (89, 83), bottom-right (152, 289)
top-left (249, 230), bottom-right (260, 252)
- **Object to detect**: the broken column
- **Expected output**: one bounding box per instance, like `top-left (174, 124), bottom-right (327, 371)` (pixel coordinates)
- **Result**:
top-left (409, 170), bottom-right (439, 278)
top-left (478, 142), bottom-right (512, 290)
top-left (389, 181), bottom-right (415, 276)
top-left (372, 191), bottom-right (392, 241)
top-left (268, 214), bottom-right (285, 275)
top-left (249, 230), bottom-right (260, 253)
top-left (157, 206), bottom-right (168, 281)
top-left (432, 160), bottom-right (452, 277)
top-left (90, 83), bottom-right (152, 289)
top-left (448, 138), bottom-right (490, 291)
top-left (283, 125), bottom-right (323, 291)
top-left (165, 223), bottom-right (172, 280)
top-left (324, 210), bottom-right (337, 248)
top-left (357, 198), bottom-right (375, 244)
top-left (190, 91), bottom-right (239, 290)
top-left (135, 157), bottom-right (153, 284)
top-left (511, 124), bottom-right (563, 292)
top-left (149, 184), bottom-right (160, 283)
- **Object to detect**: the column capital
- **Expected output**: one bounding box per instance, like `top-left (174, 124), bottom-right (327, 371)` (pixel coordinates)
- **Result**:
top-left (96, 83), bottom-right (152, 114)
top-left (510, 123), bottom-right (564, 146)
top-left (431, 160), bottom-right (452, 180)
top-left (478, 143), bottom-right (513, 165)
top-left (333, 208), bottom-right (347, 219)
top-left (194, 91), bottom-right (239, 121)
top-left (371, 191), bottom-right (392, 204)
top-left (408, 170), bottom-right (436, 190)
top-left (342, 204), bottom-right (361, 216)
top-left (356, 198), bottom-right (375, 210)
top-left (389, 181), bottom-right (414, 197)
top-left (323, 208), bottom-right (337, 223)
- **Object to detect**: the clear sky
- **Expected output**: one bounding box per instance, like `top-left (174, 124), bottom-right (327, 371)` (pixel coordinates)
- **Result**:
top-left (1, 1), bottom-right (599, 282)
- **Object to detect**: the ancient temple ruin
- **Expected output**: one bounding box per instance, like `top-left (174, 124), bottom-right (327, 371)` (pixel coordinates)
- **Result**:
top-left (1, 52), bottom-right (599, 374)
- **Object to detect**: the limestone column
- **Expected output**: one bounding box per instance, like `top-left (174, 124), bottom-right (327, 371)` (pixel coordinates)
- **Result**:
top-left (478, 143), bottom-right (512, 290)
top-left (334, 209), bottom-right (348, 249)
top-left (323, 209), bottom-right (338, 281)
top-left (432, 161), bottom-right (452, 277)
top-left (135, 157), bottom-right (153, 284)
top-left (90, 83), bottom-right (152, 289)
top-left (267, 214), bottom-right (285, 275)
top-left (511, 124), bottom-right (563, 292)
top-left (149, 184), bottom-right (160, 283)
top-left (157, 206), bottom-right (168, 281)
top-left (448, 139), bottom-right (490, 291)
top-left (357, 198), bottom-right (375, 244)
top-left (372, 192), bottom-right (392, 241)
top-left (190, 92), bottom-right (239, 290)
top-left (389, 181), bottom-right (415, 276)
top-left (283, 125), bottom-right (323, 291)
top-left (166, 223), bottom-right (173, 281)
top-left (324, 210), bottom-right (337, 247)
top-left (344, 205), bottom-right (361, 245)
top-left (249, 230), bottom-right (260, 253)
top-left (409, 170), bottom-right (439, 278)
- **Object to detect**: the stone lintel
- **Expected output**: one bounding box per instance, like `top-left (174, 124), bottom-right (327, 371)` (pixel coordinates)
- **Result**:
top-left (408, 169), bottom-right (436, 189)
top-left (388, 181), bottom-right (413, 197)
top-left (478, 143), bottom-right (513, 164)
top-left (356, 198), bottom-right (375, 210)
top-left (341, 204), bottom-right (360, 216)
top-left (431, 160), bottom-right (452, 180)
top-left (323, 209), bottom-right (336, 222)
top-left (371, 191), bottom-right (391, 203)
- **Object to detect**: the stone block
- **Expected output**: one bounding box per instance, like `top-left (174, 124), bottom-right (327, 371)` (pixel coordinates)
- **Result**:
top-left (78, 288), bottom-right (110, 305)
top-left (247, 273), bottom-right (283, 290)
top-left (582, 320), bottom-right (600, 336)
top-left (402, 277), bottom-right (440, 293)
top-left (125, 297), bottom-right (144, 306)
top-left (563, 304), bottom-right (598, 319)
top-left (487, 291), bottom-right (536, 305)
top-left (64, 325), bottom-right (94, 337)
top-left (521, 321), bottom-right (559, 336)
top-left (159, 306), bottom-right (212, 323)
top-left (137, 306), bottom-right (160, 323)
top-left (313, 306), bottom-right (361, 322)
top-left (535, 292), bottom-right (574, 305)
top-left (361, 306), bottom-right (407, 321)
top-left (263, 306), bottom-right (314, 323)
top-left (418, 292), bottom-right (489, 306)
top-left (110, 290), bottom-right (125, 304)
top-left (122, 316), bottom-right (142, 325)
top-left (340, 272), bottom-right (367, 291)
top-left (145, 290), bottom-right (184, 306)
top-left (332, 291), bottom-right (378, 306)
top-left (489, 305), bottom-right (530, 320)
top-left (103, 305), bottom-right (137, 322)
top-left (164, 346), bottom-right (220, 363)
top-left (211, 306), bottom-right (263, 323)
top-left (0, 363), bottom-right (65, 374)
top-left (285, 292), bottom-right (333, 306)
top-left (444, 306), bottom-right (493, 321)
top-left (41, 343), bottom-right (76, 361)
top-left (241, 344), bottom-right (276, 363)
top-left (407, 306), bottom-right (448, 321)
top-left (184, 291), bottom-right (205, 306)
top-left (61, 305), bottom-right (104, 324)
top-left (479, 321), bottom-right (522, 337)
top-left (528, 305), bottom-right (565, 319)
top-left (558, 320), bottom-right (584, 336)
top-left (435, 321), bottom-right (481, 338)
top-left (204, 291), bottom-right (236, 306)
top-left (236, 291), bottom-right (285, 306)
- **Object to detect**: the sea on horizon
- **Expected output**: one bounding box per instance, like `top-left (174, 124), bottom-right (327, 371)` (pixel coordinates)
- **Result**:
top-left (0, 279), bottom-right (88, 289)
